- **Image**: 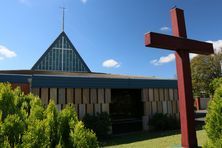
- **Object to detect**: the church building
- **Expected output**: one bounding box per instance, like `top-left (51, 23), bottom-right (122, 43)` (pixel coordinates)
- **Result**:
top-left (0, 14), bottom-right (179, 133)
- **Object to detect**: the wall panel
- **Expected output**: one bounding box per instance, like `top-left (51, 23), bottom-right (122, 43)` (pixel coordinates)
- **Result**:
top-left (50, 88), bottom-right (57, 104)
top-left (75, 88), bottom-right (82, 104)
top-left (82, 88), bottom-right (90, 104)
top-left (105, 89), bottom-right (111, 103)
top-left (58, 88), bottom-right (65, 105)
top-left (41, 88), bottom-right (48, 105)
top-left (90, 89), bottom-right (97, 104)
top-left (67, 88), bottom-right (74, 104)
top-left (98, 89), bottom-right (105, 104)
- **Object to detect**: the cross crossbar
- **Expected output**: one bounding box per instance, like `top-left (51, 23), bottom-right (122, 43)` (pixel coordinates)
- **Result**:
top-left (52, 47), bottom-right (72, 51)
top-left (145, 32), bottom-right (214, 55)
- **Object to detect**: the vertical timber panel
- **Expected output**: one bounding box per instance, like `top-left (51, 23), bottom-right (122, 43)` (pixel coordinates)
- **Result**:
top-left (152, 102), bottom-right (157, 114)
top-left (172, 100), bottom-right (177, 114)
top-left (79, 104), bottom-right (85, 119)
top-left (105, 89), bottom-right (111, 103)
top-left (169, 89), bottom-right (174, 101)
top-left (32, 88), bottom-right (40, 97)
top-left (149, 89), bottom-right (154, 101)
top-left (67, 88), bottom-right (74, 104)
top-left (56, 104), bottom-right (62, 112)
top-left (41, 88), bottom-right (48, 105)
top-left (82, 88), bottom-right (90, 104)
top-left (142, 89), bottom-right (149, 102)
top-left (86, 104), bottom-right (94, 115)
top-left (154, 89), bottom-right (159, 101)
top-left (74, 104), bottom-right (78, 113)
top-left (157, 101), bottom-right (163, 113)
top-left (173, 89), bottom-right (178, 100)
top-left (162, 101), bottom-right (167, 114)
top-left (144, 102), bottom-right (151, 116)
top-left (102, 104), bottom-right (109, 113)
top-left (159, 89), bottom-right (164, 101)
top-left (58, 88), bottom-right (66, 105)
top-left (75, 88), bottom-right (82, 104)
top-left (164, 89), bottom-right (169, 101)
top-left (90, 89), bottom-right (97, 104)
top-left (98, 89), bottom-right (105, 104)
top-left (94, 104), bottom-right (101, 114)
top-left (50, 88), bottom-right (57, 104)
top-left (167, 101), bottom-right (173, 115)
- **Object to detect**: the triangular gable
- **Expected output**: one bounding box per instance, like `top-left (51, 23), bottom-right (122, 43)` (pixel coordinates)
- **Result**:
top-left (32, 32), bottom-right (91, 72)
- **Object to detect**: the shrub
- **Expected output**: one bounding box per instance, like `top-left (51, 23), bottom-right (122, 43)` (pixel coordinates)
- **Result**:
top-left (71, 121), bottom-right (99, 148)
top-left (58, 105), bottom-right (78, 147)
top-left (209, 77), bottom-right (222, 96)
top-left (204, 85), bottom-right (222, 147)
top-left (2, 114), bottom-right (25, 147)
top-left (0, 83), bottom-right (99, 147)
top-left (149, 113), bottom-right (180, 131)
top-left (83, 112), bottom-right (111, 139)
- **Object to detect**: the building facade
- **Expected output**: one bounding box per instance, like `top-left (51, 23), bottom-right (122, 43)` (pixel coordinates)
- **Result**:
top-left (0, 31), bottom-right (179, 133)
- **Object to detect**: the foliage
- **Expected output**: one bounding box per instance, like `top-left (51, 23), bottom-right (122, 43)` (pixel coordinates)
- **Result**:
top-left (45, 100), bottom-right (59, 147)
top-left (149, 113), bottom-right (180, 131)
top-left (58, 105), bottom-right (78, 147)
top-left (71, 121), bottom-right (99, 148)
top-left (22, 119), bottom-right (50, 147)
top-left (83, 112), bottom-right (111, 139)
top-left (191, 53), bottom-right (222, 97)
top-left (1, 114), bottom-right (25, 147)
top-left (209, 77), bottom-right (222, 96)
top-left (0, 83), bottom-right (99, 148)
top-left (204, 85), bottom-right (222, 147)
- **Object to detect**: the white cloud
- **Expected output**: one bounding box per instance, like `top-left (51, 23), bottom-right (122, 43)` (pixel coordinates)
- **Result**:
top-left (206, 40), bottom-right (222, 53)
top-left (0, 45), bottom-right (17, 60)
top-left (80, 0), bottom-right (88, 4)
top-left (102, 59), bottom-right (120, 68)
top-left (160, 26), bottom-right (171, 32)
top-left (150, 53), bottom-right (175, 66)
top-left (150, 53), bottom-right (198, 66)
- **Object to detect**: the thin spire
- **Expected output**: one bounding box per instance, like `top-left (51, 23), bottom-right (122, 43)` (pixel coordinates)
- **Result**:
top-left (60, 7), bottom-right (66, 32)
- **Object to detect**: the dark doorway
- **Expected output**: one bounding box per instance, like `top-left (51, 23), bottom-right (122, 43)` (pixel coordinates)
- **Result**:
top-left (110, 89), bottom-right (143, 134)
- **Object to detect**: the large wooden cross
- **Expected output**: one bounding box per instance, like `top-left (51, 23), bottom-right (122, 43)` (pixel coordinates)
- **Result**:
top-left (145, 8), bottom-right (214, 147)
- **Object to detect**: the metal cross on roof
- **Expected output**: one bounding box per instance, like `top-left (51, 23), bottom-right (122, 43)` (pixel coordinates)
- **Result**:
top-left (60, 6), bottom-right (66, 32)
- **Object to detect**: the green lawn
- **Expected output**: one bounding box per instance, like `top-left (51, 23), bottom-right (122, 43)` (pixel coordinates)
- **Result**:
top-left (103, 129), bottom-right (207, 148)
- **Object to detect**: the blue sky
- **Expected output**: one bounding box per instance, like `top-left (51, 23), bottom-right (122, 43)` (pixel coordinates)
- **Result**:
top-left (0, 0), bottom-right (222, 78)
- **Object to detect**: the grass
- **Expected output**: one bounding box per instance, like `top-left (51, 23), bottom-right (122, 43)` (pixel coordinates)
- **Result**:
top-left (103, 129), bottom-right (207, 148)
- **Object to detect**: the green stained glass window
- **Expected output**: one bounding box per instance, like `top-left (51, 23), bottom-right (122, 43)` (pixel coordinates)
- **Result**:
top-left (32, 32), bottom-right (91, 72)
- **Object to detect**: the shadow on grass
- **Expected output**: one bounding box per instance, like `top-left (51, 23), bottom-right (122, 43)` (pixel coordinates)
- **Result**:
top-left (102, 127), bottom-right (204, 147)
top-left (102, 130), bottom-right (180, 147)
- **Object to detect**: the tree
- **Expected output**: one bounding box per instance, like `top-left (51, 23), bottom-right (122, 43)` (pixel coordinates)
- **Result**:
top-left (58, 105), bottom-right (78, 147)
top-left (205, 85), bottom-right (222, 147)
top-left (1, 114), bottom-right (25, 147)
top-left (71, 121), bottom-right (99, 148)
top-left (44, 100), bottom-right (59, 147)
top-left (0, 83), bottom-right (17, 120)
top-left (209, 77), bottom-right (222, 96)
top-left (0, 83), bottom-right (99, 147)
top-left (191, 53), bottom-right (222, 97)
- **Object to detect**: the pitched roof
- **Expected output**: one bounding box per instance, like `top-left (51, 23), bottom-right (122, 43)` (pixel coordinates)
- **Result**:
top-left (32, 32), bottom-right (91, 72)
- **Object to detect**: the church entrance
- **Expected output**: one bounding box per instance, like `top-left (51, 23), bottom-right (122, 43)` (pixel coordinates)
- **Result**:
top-left (110, 89), bottom-right (143, 134)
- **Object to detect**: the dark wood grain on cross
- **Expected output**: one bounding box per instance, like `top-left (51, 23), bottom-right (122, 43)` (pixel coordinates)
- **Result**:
top-left (145, 8), bottom-right (214, 147)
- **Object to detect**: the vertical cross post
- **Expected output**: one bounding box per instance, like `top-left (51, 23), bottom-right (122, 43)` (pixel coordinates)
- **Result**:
top-left (171, 8), bottom-right (197, 147)
top-left (145, 7), bottom-right (213, 147)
